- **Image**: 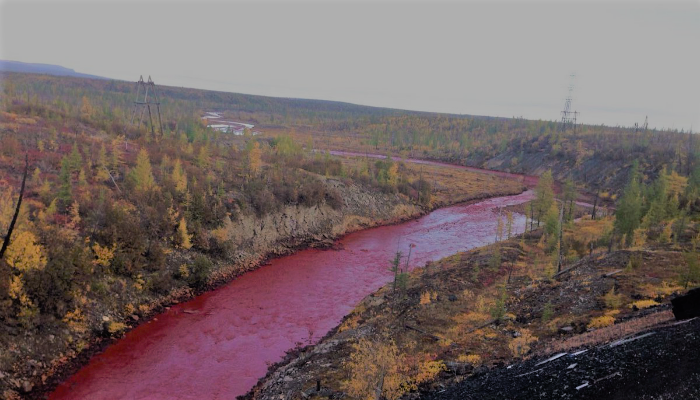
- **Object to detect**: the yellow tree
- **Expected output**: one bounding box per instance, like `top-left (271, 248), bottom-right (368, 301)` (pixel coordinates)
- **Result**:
top-left (345, 338), bottom-right (411, 400)
top-left (95, 143), bottom-right (111, 181)
top-left (80, 96), bottom-right (93, 119)
top-left (197, 145), bottom-right (210, 168)
top-left (387, 162), bottom-right (399, 187)
top-left (130, 148), bottom-right (156, 192)
top-left (247, 141), bottom-right (262, 178)
top-left (177, 217), bottom-right (193, 250)
top-left (5, 230), bottom-right (46, 272)
top-left (111, 137), bottom-right (125, 171)
top-left (172, 159), bottom-right (188, 194)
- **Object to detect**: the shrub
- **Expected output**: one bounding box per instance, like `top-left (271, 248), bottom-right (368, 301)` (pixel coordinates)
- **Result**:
top-left (630, 299), bottom-right (660, 309)
top-left (603, 287), bottom-right (624, 309)
top-left (587, 315), bottom-right (615, 329)
top-left (148, 273), bottom-right (176, 296)
top-left (541, 301), bottom-right (554, 322)
top-left (107, 321), bottom-right (127, 334)
top-left (188, 255), bottom-right (212, 290)
top-left (509, 329), bottom-right (538, 357)
top-left (457, 354), bottom-right (482, 366)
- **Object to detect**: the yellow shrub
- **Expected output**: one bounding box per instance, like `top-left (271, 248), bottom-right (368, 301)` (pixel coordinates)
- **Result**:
top-left (92, 242), bottom-right (116, 267)
top-left (420, 291), bottom-right (432, 305)
top-left (414, 360), bottom-right (446, 384)
top-left (134, 274), bottom-right (145, 291)
top-left (603, 287), bottom-right (624, 309)
top-left (338, 314), bottom-right (361, 333)
top-left (509, 329), bottom-right (538, 357)
top-left (462, 289), bottom-right (474, 301)
top-left (63, 308), bottom-right (88, 334)
top-left (640, 281), bottom-right (682, 298)
top-left (108, 321), bottom-right (127, 334)
top-left (457, 354), bottom-right (482, 366)
top-left (452, 311), bottom-right (491, 326)
top-left (605, 309), bottom-right (620, 317)
top-left (587, 315), bottom-right (615, 329)
top-left (631, 300), bottom-right (660, 309)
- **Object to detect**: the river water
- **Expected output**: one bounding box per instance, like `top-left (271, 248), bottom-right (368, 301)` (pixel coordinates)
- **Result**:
top-left (50, 189), bottom-right (535, 400)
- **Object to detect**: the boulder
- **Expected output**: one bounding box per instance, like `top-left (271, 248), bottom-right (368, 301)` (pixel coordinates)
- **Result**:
top-left (671, 287), bottom-right (700, 320)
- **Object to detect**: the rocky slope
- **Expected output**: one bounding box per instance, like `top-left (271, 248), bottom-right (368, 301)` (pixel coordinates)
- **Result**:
top-left (424, 316), bottom-right (700, 400)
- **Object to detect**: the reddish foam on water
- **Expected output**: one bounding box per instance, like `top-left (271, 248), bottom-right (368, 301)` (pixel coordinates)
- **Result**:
top-left (49, 190), bottom-right (534, 400)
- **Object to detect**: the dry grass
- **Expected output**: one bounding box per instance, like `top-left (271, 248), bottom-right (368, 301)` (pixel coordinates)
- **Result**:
top-left (541, 310), bottom-right (674, 355)
top-left (334, 155), bottom-right (525, 206)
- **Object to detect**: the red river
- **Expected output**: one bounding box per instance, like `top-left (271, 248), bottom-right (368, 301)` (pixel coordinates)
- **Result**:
top-left (50, 187), bottom-right (535, 399)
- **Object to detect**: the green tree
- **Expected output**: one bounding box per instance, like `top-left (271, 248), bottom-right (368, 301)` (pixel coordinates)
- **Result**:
top-left (389, 251), bottom-right (406, 296)
top-left (534, 170), bottom-right (554, 226)
top-left (614, 162), bottom-right (642, 246)
top-left (563, 178), bottom-right (576, 222)
top-left (57, 157), bottom-right (73, 205)
top-left (643, 171), bottom-right (668, 228)
top-left (66, 145), bottom-right (83, 173)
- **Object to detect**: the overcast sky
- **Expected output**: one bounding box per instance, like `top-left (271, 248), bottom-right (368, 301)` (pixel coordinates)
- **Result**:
top-left (1, 0), bottom-right (698, 130)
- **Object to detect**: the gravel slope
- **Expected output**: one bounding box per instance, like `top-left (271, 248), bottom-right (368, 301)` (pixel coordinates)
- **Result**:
top-left (423, 317), bottom-right (700, 400)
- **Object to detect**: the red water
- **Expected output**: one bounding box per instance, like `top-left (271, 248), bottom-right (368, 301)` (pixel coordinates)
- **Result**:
top-left (49, 190), bottom-right (534, 400)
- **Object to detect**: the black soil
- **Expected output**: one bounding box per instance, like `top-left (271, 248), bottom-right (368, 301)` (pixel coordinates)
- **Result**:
top-left (423, 317), bottom-right (700, 400)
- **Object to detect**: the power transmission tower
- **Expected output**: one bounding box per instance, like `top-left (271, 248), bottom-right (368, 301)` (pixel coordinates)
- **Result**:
top-left (130, 75), bottom-right (163, 136)
top-left (635, 116), bottom-right (649, 134)
top-left (559, 74), bottom-right (578, 132)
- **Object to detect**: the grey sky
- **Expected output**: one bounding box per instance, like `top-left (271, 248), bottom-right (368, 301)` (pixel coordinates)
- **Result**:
top-left (1, 0), bottom-right (699, 130)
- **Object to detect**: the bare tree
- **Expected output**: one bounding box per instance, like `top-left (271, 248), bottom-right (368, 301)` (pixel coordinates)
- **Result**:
top-left (0, 155), bottom-right (28, 260)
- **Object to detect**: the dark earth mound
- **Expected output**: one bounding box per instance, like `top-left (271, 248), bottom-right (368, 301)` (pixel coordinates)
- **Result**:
top-left (423, 317), bottom-right (700, 400)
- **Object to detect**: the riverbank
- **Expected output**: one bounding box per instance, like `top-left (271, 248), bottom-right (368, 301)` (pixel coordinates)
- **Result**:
top-left (242, 215), bottom-right (696, 400)
top-left (3, 161), bottom-right (525, 400)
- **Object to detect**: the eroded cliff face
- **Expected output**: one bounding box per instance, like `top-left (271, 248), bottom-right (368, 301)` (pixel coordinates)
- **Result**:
top-left (208, 178), bottom-right (424, 283)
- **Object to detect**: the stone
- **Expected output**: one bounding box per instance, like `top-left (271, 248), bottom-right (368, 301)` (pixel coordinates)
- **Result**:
top-left (21, 380), bottom-right (33, 393)
top-left (559, 326), bottom-right (574, 334)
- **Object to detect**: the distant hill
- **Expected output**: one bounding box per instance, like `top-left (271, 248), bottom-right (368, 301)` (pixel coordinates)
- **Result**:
top-left (0, 60), bottom-right (107, 80)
